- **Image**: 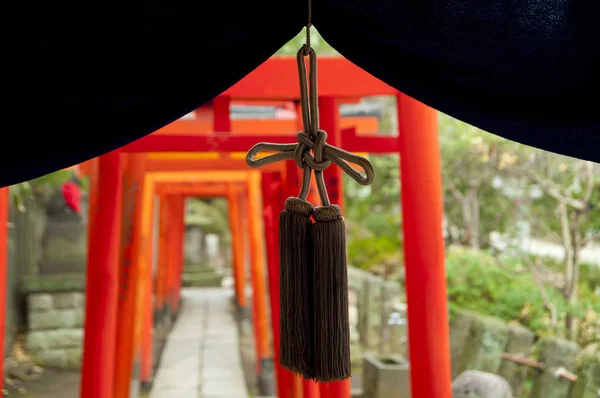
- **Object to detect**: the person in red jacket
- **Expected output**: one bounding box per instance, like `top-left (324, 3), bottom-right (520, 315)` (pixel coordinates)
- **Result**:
top-left (61, 174), bottom-right (82, 214)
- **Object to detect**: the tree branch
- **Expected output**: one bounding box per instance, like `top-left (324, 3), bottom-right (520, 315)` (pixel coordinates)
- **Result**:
top-left (527, 261), bottom-right (558, 326)
top-left (581, 232), bottom-right (600, 247)
top-left (524, 170), bottom-right (586, 210)
top-left (445, 180), bottom-right (464, 201)
top-left (513, 205), bottom-right (563, 244)
top-left (559, 202), bottom-right (576, 296)
top-left (491, 257), bottom-right (529, 275)
top-left (582, 161), bottom-right (595, 204)
top-left (531, 259), bottom-right (566, 290)
top-left (492, 255), bottom-right (564, 290)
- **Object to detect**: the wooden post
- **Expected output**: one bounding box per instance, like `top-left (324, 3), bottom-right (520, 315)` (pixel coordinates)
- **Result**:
top-left (397, 93), bottom-right (452, 398)
top-left (284, 160), bottom-right (312, 398)
top-left (261, 172), bottom-right (296, 398)
top-left (172, 196), bottom-right (185, 312)
top-left (296, 101), bottom-right (320, 207)
top-left (303, 380), bottom-right (320, 398)
top-left (227, 185), bottom-right (247, 310)
top-left (319, 96), bottom-right (350, 398)
top-left (81, 150), bottom-right (123, 398)
top-left (284, 160), bottom-right (300, 200)
top-left (246, 171), bottom-right (272, 383)
top-left (0, 187), bottom-right (8, 394)
top-left (213, 96), bottom-right (231, 132)
top-left (139, 178), bottom-right (156, 387)
top-left (86, 158), bottom-right (99, 243)
top-left (114, 153), bottom-right (145, 398)
top-left (156, 195), bottom-right (170, 322)
top-left (319, 382), bottom-right (351, 398)
top-left (319, 96), bottom-right (345, 211)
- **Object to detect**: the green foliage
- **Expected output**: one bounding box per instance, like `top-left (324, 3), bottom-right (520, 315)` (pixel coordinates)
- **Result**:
top-left (345, 154), bottom-right (402, 277)
top-left (10, 170), bottom-right (73, 212)
top-left (186, 198), bottom-right (230, 237)
top-left (580, 263), bottom-right (600, 292)
top-left (447, 247), bottom-right (560, 335)
top-left (275, 27), bottom-right (339, 56)
top-left (439, 113), bottom-right (515, 248)
top-left (346, 213), bottom-right (402, 278)
top-left (447, 247), bottom-right (600, 345)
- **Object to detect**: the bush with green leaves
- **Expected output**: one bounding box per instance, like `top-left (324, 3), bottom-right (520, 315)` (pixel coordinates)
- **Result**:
top-left (446, 246), bottom-right (600, 344)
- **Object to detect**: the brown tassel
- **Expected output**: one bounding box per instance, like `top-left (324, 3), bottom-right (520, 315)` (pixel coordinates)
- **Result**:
top-left (279, 196), bottom-right (314, 376)
top-left (311, 204), bottom-right (351, 382)
top-left (244, 39), bottom-right (375, 384)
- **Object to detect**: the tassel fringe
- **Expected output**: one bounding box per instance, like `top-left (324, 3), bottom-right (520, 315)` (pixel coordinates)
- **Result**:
top-left (311, 204), bottom-right (351, 382)
top-left (279, 197), bottom-right (314, 375)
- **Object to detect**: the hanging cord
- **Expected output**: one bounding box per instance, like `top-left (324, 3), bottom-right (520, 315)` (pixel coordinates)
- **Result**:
top-left (305, 0), bottom-right (312, 54)
top-left (246, 31), bottom-right (374, 205)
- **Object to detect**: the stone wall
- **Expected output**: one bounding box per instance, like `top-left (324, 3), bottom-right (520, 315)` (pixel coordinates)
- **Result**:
top-left (25, 292), bottom-right (85, 369)
top-left (7, 193), bottom-right (89, 367)
top-left (347, 268), bottom-right (407, 369)
top-left (450, 309), bottom-right (600, 398)
top-left (184, 226), bottom-right (204, 266)
top-left (4, 198), bottom-right (46, 355)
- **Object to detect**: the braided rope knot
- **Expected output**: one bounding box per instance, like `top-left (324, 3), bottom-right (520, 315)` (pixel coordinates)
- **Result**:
top-left (245, 42), bottom-right (375, 205)
top-left (294, 130), bottom-right (330, 171)
top-left (245, 128), bottom-right (374, 187)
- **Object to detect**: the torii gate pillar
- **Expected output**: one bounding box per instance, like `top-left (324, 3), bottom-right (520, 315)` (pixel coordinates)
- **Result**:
top-left (81, 150), bottom-right (123, 398)
top-left (397, 93), bottom-right (452, 398)
top-left (0, 187), bottom-right (8, 394)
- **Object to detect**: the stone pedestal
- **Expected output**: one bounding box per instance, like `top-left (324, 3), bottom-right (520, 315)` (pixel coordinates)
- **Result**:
top-left (25, 291), bottom-right (85, 369)
top-left (184, 226), bottom-right (203, 265)
top-left (362, 354), bottom-right (410, 398)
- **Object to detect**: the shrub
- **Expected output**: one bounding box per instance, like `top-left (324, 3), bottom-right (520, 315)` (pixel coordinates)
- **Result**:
top-left (446, 246), bottom-right (567, 336)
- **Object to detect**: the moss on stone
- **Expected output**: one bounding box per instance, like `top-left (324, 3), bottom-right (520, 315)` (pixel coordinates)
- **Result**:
top-left (571, 343), bottom-right (600, 398)
top-left (21, 274), bottom-right (86, 293)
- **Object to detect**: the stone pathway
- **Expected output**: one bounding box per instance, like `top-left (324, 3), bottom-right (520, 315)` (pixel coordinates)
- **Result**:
top-left (150, 287), bottom-right (248, 398)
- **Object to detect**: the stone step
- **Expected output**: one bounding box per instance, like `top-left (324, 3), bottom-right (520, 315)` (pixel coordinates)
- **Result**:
top-left (183, 265), bottom-right (216, 274)
top-left (181, 273), bottom-right (223, 288)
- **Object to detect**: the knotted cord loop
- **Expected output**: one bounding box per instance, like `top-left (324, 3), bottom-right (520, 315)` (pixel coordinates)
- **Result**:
top-left (246, 42), bottom-right (375, 205)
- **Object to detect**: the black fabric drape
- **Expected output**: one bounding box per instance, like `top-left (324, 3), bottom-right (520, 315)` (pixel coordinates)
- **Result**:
top-left (1, 0), bottom-right (598, 186)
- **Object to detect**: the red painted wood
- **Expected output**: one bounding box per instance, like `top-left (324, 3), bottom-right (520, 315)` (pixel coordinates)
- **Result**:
top-left (114, 154), bottom-right (145, 398)
top-left (213, 96), bottom-right (231, 132)
top-left (81, 150), bottom-right (123, 398)
top-left (341, 127), bottom-right (400, 153)
top-left (152, 116), bottom-right (379, 137)
top-left (0, 187), bottom-right (8, 394)
top-left (302, 379), bottom-right (321, 398)
top-left (144, 158), bottom-right (283, 173)
top-left (157, 195), bottom-right (170, 317)
top-left (121, 132), bottom-right (395, 154)
top-left (222, 57), bottom-right (396, 99)
top-left (261, 172), bottom-right (296, 398)
top-left (172, 196), bottom-right (185, 312)
top-left (318, 96), bottom-right (350, 398)
top-left (319, 380), bottom-right (351, 398)
top-left (397, 93), bottom-right (452, 398)
top-left (319, 97), bottom-right (345, 211)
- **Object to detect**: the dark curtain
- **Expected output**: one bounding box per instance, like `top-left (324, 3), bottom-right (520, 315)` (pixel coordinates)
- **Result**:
top-left (1, 0), bottom-right (598, 186)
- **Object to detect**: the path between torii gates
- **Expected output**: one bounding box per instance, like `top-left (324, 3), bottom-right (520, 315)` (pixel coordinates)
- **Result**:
top-left (150, 288), bottom-right (249, 398)
top-left (16, 288), bottom-right (249, 398)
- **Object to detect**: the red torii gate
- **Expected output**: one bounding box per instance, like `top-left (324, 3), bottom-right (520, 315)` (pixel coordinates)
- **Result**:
top-left (0, 55), bottom-right (450, 398)
top-left (119, 54), bottom-right (448, 396)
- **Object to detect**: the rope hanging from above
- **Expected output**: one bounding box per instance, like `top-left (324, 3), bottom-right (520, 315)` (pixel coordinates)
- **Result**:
top-left (246, 30), bottom-right (375, 382)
